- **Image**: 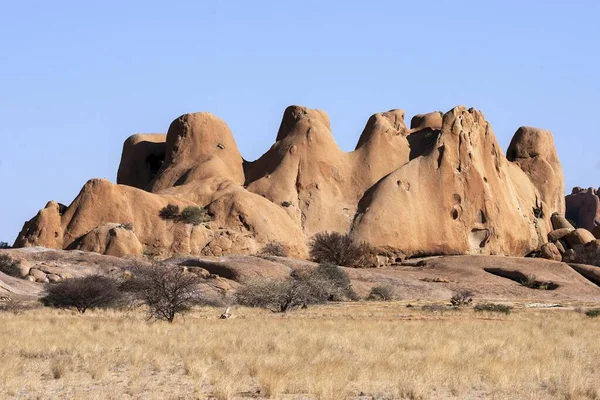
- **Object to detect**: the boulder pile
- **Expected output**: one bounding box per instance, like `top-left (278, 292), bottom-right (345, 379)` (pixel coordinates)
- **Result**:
top-left (14, 105), bottom-right (566, 262)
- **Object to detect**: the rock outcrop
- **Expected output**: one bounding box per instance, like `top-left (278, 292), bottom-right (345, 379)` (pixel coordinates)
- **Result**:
top-left (14, 105), bottom-right (565, 261)
top-left (566, 187), bottom-right (600, 231)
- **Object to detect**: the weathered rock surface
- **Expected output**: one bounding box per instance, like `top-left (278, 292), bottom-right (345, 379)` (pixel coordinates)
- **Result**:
top-left (548, 228), bottom-right (574, 242)
top-left (14, 105), bottom-right (565, 260)
top-left (117, 134), bottom-right (166, 189)
top-left (540, 242), bottom-right (561, 261)
top-left (565, 228), bottom-right (596, 248)
top-left (506, 127), bottom-right (565, 216)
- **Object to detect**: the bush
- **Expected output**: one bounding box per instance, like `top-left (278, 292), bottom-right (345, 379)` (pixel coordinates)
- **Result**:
top-left (0, 241), bottom-right (10, 249)
top-left (0, 298), bottom-right (33, 315)
top-left (585, 309), bottom-right (600, 318)
top-left (236, 264), bottom-right (355, 312)
top-left (450, 289), bottom-right (473, 307)
top-left (260, 241), bottom-right (289, 257)
top-left (474, 303), bottom-right (512, 314)
top-left (368, 284), bottom-right (396, 301)
top-left (309, 232), bottom-right (373, 267)
top-left (310, 263), bottom-right (357, 301)
top-left (0, 254), bottom-right (21, 277)
top-left (520, 274), bottom-right (559, 290)
top-left (121, 265), bottom-right (203, 322)
top-left (179, 206), bottom-right (210, 225)
top-left (281, 201), bottom-right (292, 207)
top-left (119, 222), bottom-right (134, 231)
top-left (41, 275), bottom-right (121, 314)
top-left (159, 204), bottom-right (180, 220)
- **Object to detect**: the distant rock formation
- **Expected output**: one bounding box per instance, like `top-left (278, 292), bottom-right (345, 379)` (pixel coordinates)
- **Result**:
top-left (14, 105), bottom-right (565, 261)
top-left (565, 187), bottom-right (600, 231)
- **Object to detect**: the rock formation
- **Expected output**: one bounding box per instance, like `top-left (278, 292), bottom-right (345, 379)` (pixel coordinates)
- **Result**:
top-left (566, 187), bottom-right (600, 231)
top-left (14, 105), bottom-right (565, 261)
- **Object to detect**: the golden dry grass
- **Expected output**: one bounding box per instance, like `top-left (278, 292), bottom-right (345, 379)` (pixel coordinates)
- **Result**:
top-left (1, 302), bottom-right (600, 399)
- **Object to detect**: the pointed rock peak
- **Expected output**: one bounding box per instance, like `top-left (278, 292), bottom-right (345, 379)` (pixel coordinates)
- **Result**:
top-left (507, 126), bottom-right (556, 161)
top-left (275, 105), bottom-right (331, 142)
top-left (410, 111), bottom-right (443, 131)
top-left (355, 109), bottom-right (406, 149)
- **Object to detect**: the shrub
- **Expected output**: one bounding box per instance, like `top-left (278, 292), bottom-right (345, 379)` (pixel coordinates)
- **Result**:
top-left (520, 274), bottom-right (537, 288)
top-left (0, 298), bottom-right (33, 315)
top-left (520, 274), bottom-right (559, 290)
top-left (121, 265), bottom-right (203, 322)
top-left (585, 309), bottom-right (600, 318)
top-left (368, 284), bottom-right (396, 301)
top-left (474, 303), bottom-right (512, 314)
top-left (450, 289), bottom-right (473, 307)
top-left (0, 241), bottom-right (10, 249)
top-left (119, 222), bottom-right (134, 231)
top-left (41, 275), bottom-right (121, 314)
top-left (159, 204), bottom-right (180, 220)
top-left (0, 254), bottom-right (21, 277)
top-left (236, 264), bottom-right (355, 312)
top-left (309, 232), bottom-right (373, 267)
top-left (310, 263), bottom-right (357, 301)
top-left (179, 206), bottom-right (210, 225)
top-left (260, 241), bottom-right (289, 257)
top-left (281, 201), bottom-right (292, 207)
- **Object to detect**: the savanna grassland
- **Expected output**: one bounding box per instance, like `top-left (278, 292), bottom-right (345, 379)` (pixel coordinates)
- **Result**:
top-left (1, 302), bottom-right (600, 400)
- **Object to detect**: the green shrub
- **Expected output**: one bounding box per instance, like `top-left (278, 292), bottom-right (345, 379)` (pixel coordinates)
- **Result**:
top-left (179, 206), bottom-right (210, 225)
top-left (281, 201), bottom-right (292, 207)
top-left (474, 303), bottom-right (512, 314)
top-left (0, 241), bottom-right (10, 249)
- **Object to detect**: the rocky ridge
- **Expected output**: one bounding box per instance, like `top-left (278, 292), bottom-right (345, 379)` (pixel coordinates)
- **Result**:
top-left (14, 105), bottom-right (565, 262)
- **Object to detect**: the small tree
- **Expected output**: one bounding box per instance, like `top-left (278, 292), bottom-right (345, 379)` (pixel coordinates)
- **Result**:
top-left (179, 206), bottom-right (210, 225)
top-left (159, 204), bottom-right (180, 220)
top-left (0, 241), bottom-right (10, 249)
top-left (122, 265), bottom-right (203, 322)
top-left (309, 232), bottom-right (373, 267)
top-left (41, 275), bottom-right (121, 314)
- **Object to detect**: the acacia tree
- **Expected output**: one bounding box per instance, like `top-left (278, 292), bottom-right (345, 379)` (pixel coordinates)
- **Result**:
top-left (122, 265), bottom-right (203, 322)
top-left (41, 275), bottom-right (121, 314)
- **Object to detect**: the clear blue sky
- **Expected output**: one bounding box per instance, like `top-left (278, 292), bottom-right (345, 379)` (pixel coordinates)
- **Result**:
top-left (1, 1), bottom-right (599, 243)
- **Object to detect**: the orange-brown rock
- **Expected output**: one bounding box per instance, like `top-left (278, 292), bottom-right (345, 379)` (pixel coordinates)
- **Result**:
top-left (117, 134), bottom-right (166, 189)
top-left (351, 107), bottom-right (555, 258)
top-left (540, 242), bottom-right (561, 261)
top-left (15, 105), bottom-right (565, 260)
top-left (565, 228), bottom-right (596, 248)
top-left (506, 127), bottom-right (564, 216)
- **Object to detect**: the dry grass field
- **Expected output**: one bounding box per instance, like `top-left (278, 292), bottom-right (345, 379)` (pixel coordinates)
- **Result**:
top-left (1, 301), bottom-right (600, 399)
